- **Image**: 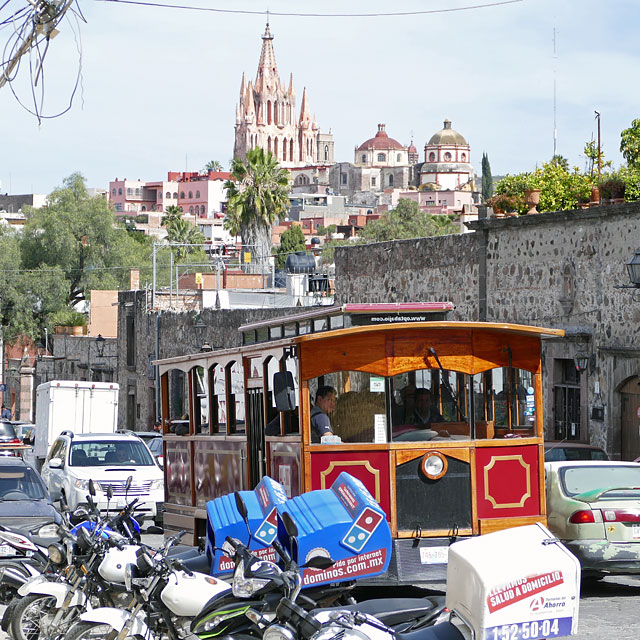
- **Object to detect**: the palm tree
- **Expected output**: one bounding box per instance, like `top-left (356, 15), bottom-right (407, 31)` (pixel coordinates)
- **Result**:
top-left (162, 205), bottom-right (183, 228)
top-left (204, 160), bottom-right (224, 172)
top-left (224, 148), bottom-right (290, 272)
top-left (166, 218), bottom-right (205, 260)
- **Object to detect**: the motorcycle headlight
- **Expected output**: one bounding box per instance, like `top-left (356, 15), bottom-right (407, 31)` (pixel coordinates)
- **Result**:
top-left (47, 543), bottom-right (66, 566)
top-left (149, 479), bottom-right (163, 491)
top-left (264, 625), bottom-right (297, 640)
top-left (124, 562), bottom-right (138, 591)
top-left (35, 523), bottom-right (59, 538)
top-left (232, 560), bottom-right (272, 598)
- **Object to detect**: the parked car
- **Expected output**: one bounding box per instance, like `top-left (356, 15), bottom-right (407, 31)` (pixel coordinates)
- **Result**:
top-left (544, 441), bottom-right (608, 461)
top-left (117, 430), bottom-right (163, 468)
top-left (0, 457), bottom-right (61, 534)
top-left (0, 421), bottom-right (20, 446)
top-left (545, 460), bottom-right (640, 577)
top-left (40, 431), bottom-right (164, 527)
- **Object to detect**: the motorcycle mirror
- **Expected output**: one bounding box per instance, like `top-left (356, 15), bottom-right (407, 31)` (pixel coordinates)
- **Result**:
top-left (234, 492), bottom-right (248, 520)
top-left (281, 511), bottom-right (298, 539)
top-left (125, 476), bottom-right (133, 491)
top-left (106, 485), bottom-right (114, 500)
top-left (88, 480), bottom-right (96, 497)
top-left (302, 555), bottom-right (335, 570)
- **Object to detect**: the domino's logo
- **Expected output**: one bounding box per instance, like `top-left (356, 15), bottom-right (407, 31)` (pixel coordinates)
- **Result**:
top-left (254, 507), bottom-right (278, 545)
top-left (341, 507), bottom-right (384, 553)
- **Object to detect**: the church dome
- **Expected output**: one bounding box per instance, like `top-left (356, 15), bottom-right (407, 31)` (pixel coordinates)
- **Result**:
top-left (428, 119), bottom-right (467, 146)
top-left (357, 124), bottom-right (405, 151)
top-left (408, 141), bottom-right (417, 154)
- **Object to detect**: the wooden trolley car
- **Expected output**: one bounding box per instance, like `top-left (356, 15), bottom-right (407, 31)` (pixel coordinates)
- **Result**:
top-left (156, 303), bottom-right (564, 584)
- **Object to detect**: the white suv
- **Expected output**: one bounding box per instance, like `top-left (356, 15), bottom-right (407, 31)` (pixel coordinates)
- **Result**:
top-left (41, 431), bottom-right (164, 526)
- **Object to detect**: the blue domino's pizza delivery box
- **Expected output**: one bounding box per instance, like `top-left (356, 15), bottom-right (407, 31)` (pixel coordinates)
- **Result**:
top-left (206, 475), bottom-right (288, 575)
top-left (277, 472), bottom-right (391, 588)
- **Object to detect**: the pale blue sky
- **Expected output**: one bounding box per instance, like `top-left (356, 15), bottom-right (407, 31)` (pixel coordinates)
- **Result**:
top-left (1, 0), bottom-right (639, 195)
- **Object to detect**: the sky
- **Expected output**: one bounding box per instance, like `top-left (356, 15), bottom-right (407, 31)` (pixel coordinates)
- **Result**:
top-left (1, 0), bottom-right (639, 195)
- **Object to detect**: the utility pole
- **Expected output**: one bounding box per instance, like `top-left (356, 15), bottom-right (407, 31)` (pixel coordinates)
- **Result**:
top-left (595, 110), bottom-right (602, 187)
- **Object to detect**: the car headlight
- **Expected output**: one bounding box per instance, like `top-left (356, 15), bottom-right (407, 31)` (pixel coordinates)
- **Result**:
top-left (232, 560), bottom-right (271, 598)
top-left (149, 479), bottom-right (163, 491)
top-left (47, 543), bottom-right (66, 566)
top-left (74, 479), bottom-right (101, 491)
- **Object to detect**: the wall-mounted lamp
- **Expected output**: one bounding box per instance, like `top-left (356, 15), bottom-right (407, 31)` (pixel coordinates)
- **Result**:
top-left (574, 352), bottom-right (592, 374)
top-left (95, 334), bottom-right (106, 358)
top-left (193, 312), bottom-right (206, 329)
top-left (626, 249), bottom-right (640, 287)
top-left (200, 341), bottom-right (213, 353)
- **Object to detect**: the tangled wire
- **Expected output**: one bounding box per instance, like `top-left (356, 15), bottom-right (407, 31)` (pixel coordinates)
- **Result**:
top-left (0, 0), bottom-right (86, 123)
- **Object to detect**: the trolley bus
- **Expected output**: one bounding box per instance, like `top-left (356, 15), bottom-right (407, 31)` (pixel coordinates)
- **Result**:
top-left (156, 303), bottom-right (564, 584)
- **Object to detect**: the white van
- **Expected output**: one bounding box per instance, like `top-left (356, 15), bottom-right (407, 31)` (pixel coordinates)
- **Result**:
top-left (40, 431), bottom-right (164, 526)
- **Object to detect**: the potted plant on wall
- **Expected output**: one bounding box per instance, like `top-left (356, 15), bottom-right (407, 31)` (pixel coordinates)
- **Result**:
top-left (486, 193), bottom-right (522, 217)
top-left (599, 173), bottom-right (626, 203)
top-left (523, 174), bottom-right (543, 214)
top-left (53, 310), bottom-right (88, 336)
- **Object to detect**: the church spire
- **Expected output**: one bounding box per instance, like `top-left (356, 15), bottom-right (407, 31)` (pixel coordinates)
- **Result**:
top-left (255, 23), bottom-right (279, 94)
top-left (299, 87), bottom-right (311, 126)
top-left (239, 72), bottom-right (247, 98)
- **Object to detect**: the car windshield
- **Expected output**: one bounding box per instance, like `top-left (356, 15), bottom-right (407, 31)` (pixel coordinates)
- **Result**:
top-left (70, 441), bottom-right (155, 466)
top-left (560, 465), bottom-right (640, 497)
top-left (0, 467), bottom-right (47, 499)
top-left (147, 438), bottom-right (162, 455)
top-left (545, 447), bottom-right (608, 462)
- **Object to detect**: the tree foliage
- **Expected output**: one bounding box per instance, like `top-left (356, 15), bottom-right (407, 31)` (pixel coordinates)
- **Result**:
top-left (620, 118), bottom-right (640, 169)
top-left (274, 224), bottom-right (306, 269)
top-left (204, 160), bottom-right (224, 172)
top-left (225, 148), bottom-right (290, 271)
top-left (161, 205), bottom-right (206, 261)
top-left (481, 153), bottom-right (493, 202)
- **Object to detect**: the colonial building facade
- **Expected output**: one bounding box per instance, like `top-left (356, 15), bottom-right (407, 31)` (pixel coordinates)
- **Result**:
top-left (233, 24), bottom-right (334, 168)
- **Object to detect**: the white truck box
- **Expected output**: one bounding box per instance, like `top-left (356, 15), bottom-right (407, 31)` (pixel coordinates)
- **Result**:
top-left (34, 380), bottom-right (119, 462)
top-left (446, 523), bottom-right (581, 640)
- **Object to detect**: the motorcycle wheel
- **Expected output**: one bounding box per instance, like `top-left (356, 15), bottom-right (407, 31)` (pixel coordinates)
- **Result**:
top-left (10, 594), bottom-right (57, 640)
top-left (66, 622), bottom-right (143, 640)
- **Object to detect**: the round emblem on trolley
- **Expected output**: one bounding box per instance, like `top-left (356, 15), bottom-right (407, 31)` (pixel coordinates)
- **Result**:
top-left (420, 451), bottom-right (448, 480)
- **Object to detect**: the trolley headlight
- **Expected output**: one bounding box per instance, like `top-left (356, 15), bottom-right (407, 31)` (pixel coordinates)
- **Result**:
top-left (47, 542), bottom-right (66, 566)
top-left (421, 452), bottom-right (448, 480)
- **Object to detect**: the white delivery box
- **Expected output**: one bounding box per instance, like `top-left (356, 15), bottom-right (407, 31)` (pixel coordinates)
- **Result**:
top-left (446, 523), bottom-right (580, 640)
top-left (34, 380), bottom-right (119, 462)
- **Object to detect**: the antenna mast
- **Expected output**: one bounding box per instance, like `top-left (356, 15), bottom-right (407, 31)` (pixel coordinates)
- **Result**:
top-left (553, 27), bottom-right (558, 158)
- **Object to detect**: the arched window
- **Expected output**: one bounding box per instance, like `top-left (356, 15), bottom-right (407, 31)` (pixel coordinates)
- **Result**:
top-left (118, 188), bottom-right (123, 195)
top-left (377, 153), bottom-right (386, 162)
top-left (274, 137), bottom-right (279, 158)
top-left (290, 139), bottom-right (294, 162)
top-left (135, 188), bottom-right (140, 195)
top-left (196, 190), bottom-right (200, 198)
top-left (188, 191), bottom-right (193, 199)
top-left (283, 138), bottom-right (287, 161)
top-left (461, 153), bottom-right (467, 161)
top-left (267, 100), bottom-right (272, 125)
top-left (180, 191), bottom-right (185, 199)
top-left (141, 205), bottom-right (146, 211)
top-left (112, 188), bottom-right (116, 195)
top-left (429, 152), bottom-right (436, 162)
top-left (444, 152), bottom-right (452, 161)
top-left (165, 191), bottom-right (171, 198)
top-left (274, 101), bottom-right (278, 125)
top-left (173, 192), bottom-right (178, 199)
top-left (361, 154), bottom-right (366, 163)
top-left (388, 174), bottom-right (394, 186)
top-left (127, 188), bottom-right (132, 195)
top-left (397, 153), bottom-right (401, 162)
top-left (268, 136), bottom-right (272, 153)
top-left (189, 206), bottom-right (194, 214)
top-left (325, 145), bottom-right (329, 161)
top-left (201, 205), bottom-right (206, 215)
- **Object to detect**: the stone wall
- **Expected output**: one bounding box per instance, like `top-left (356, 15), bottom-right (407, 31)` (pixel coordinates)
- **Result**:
top-left (334, 202), bottom-right (640, 458)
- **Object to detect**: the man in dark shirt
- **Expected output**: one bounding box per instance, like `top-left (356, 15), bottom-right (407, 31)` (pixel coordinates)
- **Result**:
top-left (310, 386), bottom-right (337, 443)
top-left (412, 388), bottom-right (443, 427)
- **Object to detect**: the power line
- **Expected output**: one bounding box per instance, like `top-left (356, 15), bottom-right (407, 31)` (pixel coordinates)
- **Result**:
top-left (96, 0), bottom-right (524, 18)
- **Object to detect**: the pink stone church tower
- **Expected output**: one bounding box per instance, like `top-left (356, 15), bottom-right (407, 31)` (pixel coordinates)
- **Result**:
top-left (233, 24), bottom-right (333, 168)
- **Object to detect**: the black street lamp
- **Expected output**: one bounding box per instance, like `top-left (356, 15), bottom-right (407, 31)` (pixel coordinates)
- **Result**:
top-left (95, 334), bottom-right (106, 358)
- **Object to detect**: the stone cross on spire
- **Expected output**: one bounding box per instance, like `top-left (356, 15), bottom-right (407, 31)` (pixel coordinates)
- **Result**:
top-left (255, 22), bottom-right (279, 94)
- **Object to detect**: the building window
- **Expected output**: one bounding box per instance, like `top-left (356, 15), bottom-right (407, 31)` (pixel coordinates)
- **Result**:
top-left (341, 174), bottom-right (347, 185)
top-left (553, 359), bottom-right (582, 441)
top-left (141, 206), bottom-right (146, 211)
top-left (189, 206), bottom-right (194, 214)
top-left (377, 153), bottom-right (386, 162)
top-left (397, 153), bottom-right (401, 162)
top-left (196, 190), bottom-right (200, 198)
top-left (135, 188), bottom-right (140, 196)
top-left (361, 154), bottom-right (366, 163)
top-left (325, 145), bottom-right (329, 161)
top-left (461, 153), bottom-right (467, 161)
top-left (173, 192), bottom-right (178, 199)
top-left (188, 191), bottom-right (193, 199)
top-left (180, 191), bottom-right (185, 199)
top-left (201, 205), bottom-right (206, 215)
top-left (165, 191), bottom-right (171, 198)
top-left (115, 203), bottom-right (122, 211)
top-left (112, 188), bottom-right (116, 195)
top-left (126, 315), bottom-right (135, 367)
top-left (372, 177), bottom-right (377, 186)
top-left (388, 174), bottom-right (394, 186)
top-left (444, 152), bottom-right (452, 161)
top-left (429, 152), bottom-right (436, 162)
